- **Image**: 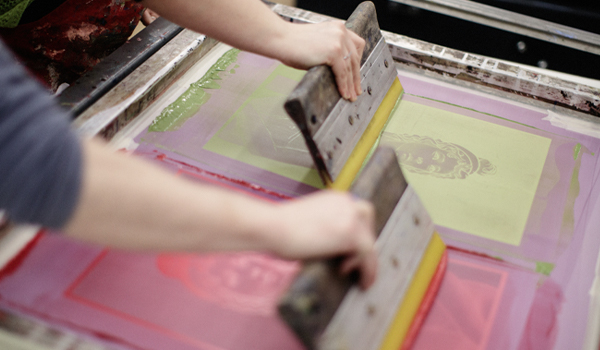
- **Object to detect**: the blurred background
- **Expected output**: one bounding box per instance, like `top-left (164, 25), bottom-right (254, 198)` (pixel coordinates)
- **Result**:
top-left (290, 0), bottom-right (600, 80)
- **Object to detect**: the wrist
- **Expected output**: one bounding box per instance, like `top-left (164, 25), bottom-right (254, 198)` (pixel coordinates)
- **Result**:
top-left (229, 197), bottom-right (285, 254)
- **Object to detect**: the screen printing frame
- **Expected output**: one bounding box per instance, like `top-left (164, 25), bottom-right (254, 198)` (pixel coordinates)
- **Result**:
top-left (1, 2), bottom-right (600, 350)
top-left (67, 3), bottom-right (600, 141)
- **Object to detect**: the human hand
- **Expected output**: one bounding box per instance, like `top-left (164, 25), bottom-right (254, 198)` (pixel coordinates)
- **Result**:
top-left (139, 0), bottom-right (363, 100)
top-left (276, 21), bottom-right (365, 102)
top-left (271, 191), bottom-right (377, 289)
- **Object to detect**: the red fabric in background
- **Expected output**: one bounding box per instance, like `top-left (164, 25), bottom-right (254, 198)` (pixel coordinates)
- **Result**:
top-left (0, 0), bottom-right (143, 89)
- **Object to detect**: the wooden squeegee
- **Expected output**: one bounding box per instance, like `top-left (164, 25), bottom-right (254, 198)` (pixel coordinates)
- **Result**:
top-left (278, 2), bottom-right (447, 350)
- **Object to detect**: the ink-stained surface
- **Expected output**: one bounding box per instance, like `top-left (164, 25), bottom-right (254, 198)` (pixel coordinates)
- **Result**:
top-left (120, 50), bottom-right (600, 349)
top-left (394, 73), bottom-right (597, 275)
top-left (0, 235), bottom-right (305, 350)
top-left (203, 63), bottom-right (321, 187)
top-left (412, 248), bottom-right (540, 350)
top-left (0, 163), bottom-right (302, 350)
top-left (68, 251), bottom-right (302, 350)
top-left (138, 49), bottom-right (576, 251)
top-left (149, 49), bottom-right (241, 133)
top-left (137, 50), bottom-right (319, 197)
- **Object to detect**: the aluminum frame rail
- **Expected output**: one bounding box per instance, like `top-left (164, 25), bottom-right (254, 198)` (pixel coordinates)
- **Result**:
top-left (271, 3), bottom-right (600, 118)
top-left (388, 0), bottom-right (600, 56)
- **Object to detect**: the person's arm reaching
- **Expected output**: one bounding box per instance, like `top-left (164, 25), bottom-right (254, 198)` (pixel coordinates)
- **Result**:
top-left (0, 0), bottom-right (378, 288)
top-left (139, 0), bottom-right (365, 101)
top-left (0, 38), bottom-right (376, 288)
top-left (64, 139), bottom-right (377, 288)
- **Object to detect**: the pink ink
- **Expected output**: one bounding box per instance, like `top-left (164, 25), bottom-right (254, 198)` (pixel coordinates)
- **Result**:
top-left (517, 279), bottom-right (563, 350)
top-left (402, 250), bottom-right (448, 350)
top-left (146, 151), bottom-right (292, 200)
top-left (447, 245), bottom-right (504, 263)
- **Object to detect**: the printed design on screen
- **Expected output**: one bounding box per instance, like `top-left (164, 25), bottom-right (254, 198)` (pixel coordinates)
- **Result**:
top-left (157, 253), bottom-right (298, 316)
top-left (381, 99), bottom-right (552, 246)
top-left (383, 133), bottom-right (497, 179)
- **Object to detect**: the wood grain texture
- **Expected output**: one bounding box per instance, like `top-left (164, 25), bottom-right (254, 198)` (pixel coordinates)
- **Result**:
top-left (284, 1), bottom-right (382, 144)
top-left (278, 147), bottom-right (407, 350)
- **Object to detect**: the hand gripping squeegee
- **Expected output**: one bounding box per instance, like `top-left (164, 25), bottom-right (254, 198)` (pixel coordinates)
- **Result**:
top-left (283, 1), bottom-right (403, 191)
top-left (278, 2), bottom-right (447, 350)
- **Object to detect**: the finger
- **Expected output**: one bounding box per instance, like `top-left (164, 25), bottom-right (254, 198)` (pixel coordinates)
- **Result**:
top-left (345, 53), bottom-right (356, 101)
top-left (340, 247), bottom-right (377, 289)
top-left (349, 30), bottom-right (366, 58)
top-left (356, 201), bottom-right (377, 289)
top-left (348, 31), bottom-right (365, 96)
top-left (341, 44), bottom-right (355, 101)
top-left (340, 206), bottom-right (376, 288)
top-left (344, 37), bottom-right (360, 101)
top-left (331, 53), bottom-right (352, 100)
top-left (346, 33), bottom-right (364, 96)
top-left (359, 249), bottom-right (378, 289)
top-left (141, 9), bottom-right (157, 25)
top-left (354, 199), bottom-right (375, 229)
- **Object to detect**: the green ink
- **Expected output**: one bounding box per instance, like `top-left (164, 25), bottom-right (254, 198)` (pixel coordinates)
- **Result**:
top-left (535, 261), bottom-right (555, 276)
top-left (573, 143), bottom-right (582, 160)
top-left (230, 69), bottom-right (236, 74)
top-left (149, 48), bottom-right (241, 132)
top-left (560, 144), bottom-right (583, 246)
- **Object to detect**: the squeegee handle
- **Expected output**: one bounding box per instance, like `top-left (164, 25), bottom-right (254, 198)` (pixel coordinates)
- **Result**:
top-left (278, 147), bottom-right (408, 350)
top-left (284, 1), bottom-right (383, 162)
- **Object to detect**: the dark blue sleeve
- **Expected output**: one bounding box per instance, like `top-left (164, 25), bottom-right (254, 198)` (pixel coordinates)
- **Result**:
top-left (0, 40), bottom-right (82, 229)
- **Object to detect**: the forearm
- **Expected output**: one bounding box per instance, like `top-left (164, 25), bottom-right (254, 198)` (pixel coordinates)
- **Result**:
top-left (140, 0), bottom-right (364, 100)
top-left (141, 0), bottom-right (288, 59)
top-left (63, 139), bottom-right (377, 287)
top-left (63, 139), bottom-right (281, 253)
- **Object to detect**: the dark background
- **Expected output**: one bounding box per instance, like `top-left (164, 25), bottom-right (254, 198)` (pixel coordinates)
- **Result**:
top-left (297, 0), bottom-right (600, 80)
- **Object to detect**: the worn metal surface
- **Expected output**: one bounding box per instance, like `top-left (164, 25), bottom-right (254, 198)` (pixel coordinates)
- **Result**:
top-left (389, 0), bottom-right (600, 56)
top-left (271, 3), bottom-right (600, 118)
top-left (72, 30), bottom-right (218, 140)
top-left (70, 2), bottom-right (600, 146)
top-left (59, 18), bottom-right (183, 117)
top-left (70, 3), bottom-right (600, 143)
top-left (384, 32), bottom-right (600, 117)
top-left (278, 147), bottom-right (409, 350)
